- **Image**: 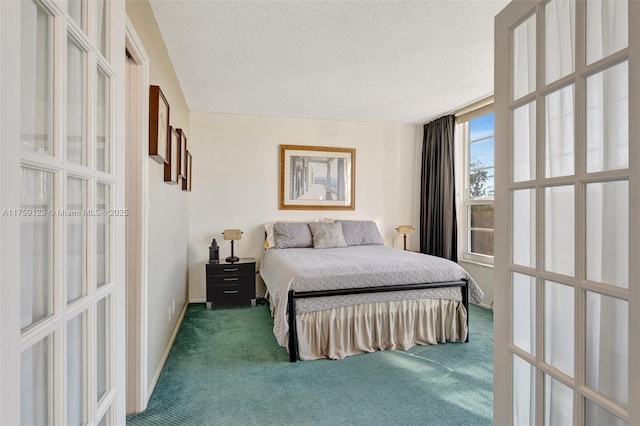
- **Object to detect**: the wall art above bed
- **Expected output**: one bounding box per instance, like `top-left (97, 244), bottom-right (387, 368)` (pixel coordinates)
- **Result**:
top-left (279, 144), bottom-right (355, 210)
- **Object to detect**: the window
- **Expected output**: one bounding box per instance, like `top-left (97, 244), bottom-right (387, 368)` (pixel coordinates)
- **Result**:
top-left (457, 109), bottom-right (494, 264)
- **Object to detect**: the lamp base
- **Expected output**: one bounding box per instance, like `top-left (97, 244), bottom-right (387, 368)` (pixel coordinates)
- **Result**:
top-left (225, 256), bottom-right (239, 263)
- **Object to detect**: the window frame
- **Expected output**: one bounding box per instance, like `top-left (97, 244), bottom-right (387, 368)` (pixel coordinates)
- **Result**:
top-left (456, 103), bottom-right (495, 266)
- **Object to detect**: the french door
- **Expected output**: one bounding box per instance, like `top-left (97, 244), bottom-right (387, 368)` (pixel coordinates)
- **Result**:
top-left (494, 0), bottom-right (639, 425)
top-left (1, 0), bottom-right (125, 424)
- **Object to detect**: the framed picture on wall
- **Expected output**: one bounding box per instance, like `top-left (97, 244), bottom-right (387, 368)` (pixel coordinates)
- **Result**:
top-left (149, 85), bottom-right (170, 164)
top-left (182, 151), bottom-right (192, 192)
top-left (177, 128), bottom-right (187, 179)
top-left (164, 127), bottom-right (179, 184)
top-left (279, 144), bottom-right (355, 210)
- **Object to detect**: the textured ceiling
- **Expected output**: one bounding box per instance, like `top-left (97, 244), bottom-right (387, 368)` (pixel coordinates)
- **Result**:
top-left (148, 0), bottom-right (509, 124)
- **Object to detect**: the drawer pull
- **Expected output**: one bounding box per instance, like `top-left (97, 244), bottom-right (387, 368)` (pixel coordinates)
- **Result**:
top-left (224, 278), bottom-right (239, 281)
top-left (224, 290), bottom-right (239, 294)
top-left (224, 268), bottom-right (239, 272)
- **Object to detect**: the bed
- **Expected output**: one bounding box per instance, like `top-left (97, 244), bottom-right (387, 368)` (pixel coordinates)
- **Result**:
top-left (259, 220), bottom-right (483, 362)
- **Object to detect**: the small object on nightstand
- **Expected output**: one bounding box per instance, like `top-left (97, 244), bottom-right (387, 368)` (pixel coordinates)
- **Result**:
top-left (205, 257), bottom-right (256, 309)
top-left (208, 238), bottom-right (220, 264)
top-left (395, 225), bottom-right (415, 250)
top-left (222, 229), bottom-right (243, 263)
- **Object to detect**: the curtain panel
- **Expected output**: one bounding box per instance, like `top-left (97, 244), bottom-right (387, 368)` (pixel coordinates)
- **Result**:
top-left (420, 115), bottom-right (458, 262)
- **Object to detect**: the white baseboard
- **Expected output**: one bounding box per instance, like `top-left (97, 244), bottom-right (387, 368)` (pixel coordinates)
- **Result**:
top-left (189, 297), bottom-right (206, 303)
top-left (147, 302), bottom-right (188, 398)
top-left (473, 302), bottom-right (493, 311)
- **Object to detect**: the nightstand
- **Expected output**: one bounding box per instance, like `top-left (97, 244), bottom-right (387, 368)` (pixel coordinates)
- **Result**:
top-left (205, 258), bottom-right (256, 309)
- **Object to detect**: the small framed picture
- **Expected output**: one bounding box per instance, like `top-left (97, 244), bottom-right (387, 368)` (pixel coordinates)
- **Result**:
top-left (182, 151), bottom-right (192, 192)
top-left (164, 127), bottom-right (179, 185)
top-left (149, 85), bottom-right (170, 164)
top-left (177, 129), bottom-right (187, 179)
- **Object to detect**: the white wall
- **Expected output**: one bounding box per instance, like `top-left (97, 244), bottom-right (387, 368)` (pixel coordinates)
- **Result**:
top-left (460, 261), bottom-right (494, 309)
top-left (127, 0), bottom-right (190, 392)
top-left (188, 113), bottom-right (422, 301)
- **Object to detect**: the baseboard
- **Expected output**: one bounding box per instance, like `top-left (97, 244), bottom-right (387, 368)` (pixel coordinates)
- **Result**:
top-left (147, 302), bottom-right (188, 398)
top-left (472, 302), bottom-right (493, 311)
top-left (189, 297), bottom-right (206, 304)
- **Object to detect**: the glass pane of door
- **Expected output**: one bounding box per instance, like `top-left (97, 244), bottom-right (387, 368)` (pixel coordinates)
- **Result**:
top-left (586, 292), bottom-right (628, 407)
top-left (67, 36), bottom-right (86, 165)
top-left (513, 102), bottom-right (536, 182)
top-left (513, 354), bottom-right (535, 426)
top-left (586, 0), bottom-right (628, 65)
top-left (544, 375), bottom-right (573, 426)
top-left (67, 313), bottom-right (86, 426)
top-left (21, 0), bottom-right (53, 155)
top-left (586, 61), bottom-right (628, 173)
top-left (512, 189), bottom-right (535, 267)
top-left (21, 167), bottom-right (54, 330)
top-left (96, 0), bottom-right (108, 58)
top-left (545, 0), bottom-right (575, 84)
top-left (65, 0), bottom-right (84, 30)
top-left (544, 281), bottom-right (574, 376)
top-left (67, 177), bottom-right (87, 304)
top-left (586, 181), bottom-right (628, 288)
top-left (513, 14), bottom-right (536, 100)
top-left (96, 184), bottom-right (111, 287)
top-left (512, 272), bottom-right (536, 354)
top-left (96, 68), bottom-right (110, 173)
top-left (97, 296), bottom-right (110, 403)
top-left (21, 336), bottom-right (53, 425)
top-left (586, 401), bottom-right (627, 426)
top-left (545, 85), bottom-right (574, 177)
top-left (544, 186), bottom-right (574, 276)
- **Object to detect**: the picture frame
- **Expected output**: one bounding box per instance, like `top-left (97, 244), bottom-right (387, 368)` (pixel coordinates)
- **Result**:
top-left (149, 85), bottom-right (170, 164)
top-left (177, 128), bottom-right (187, 179)
top-left (164, 126), bottom-right (179, 185)
top-left (182, 151), bottom-right (192, 192)
top-left (279, 144), bottom-right (355, 210)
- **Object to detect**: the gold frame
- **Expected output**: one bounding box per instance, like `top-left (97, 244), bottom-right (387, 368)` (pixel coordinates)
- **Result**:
top-left (279, 144), bottom-right (355, 210)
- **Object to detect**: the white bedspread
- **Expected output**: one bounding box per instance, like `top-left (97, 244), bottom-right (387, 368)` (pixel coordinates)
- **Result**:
top-left (260, 245), bottom-right (483, 347)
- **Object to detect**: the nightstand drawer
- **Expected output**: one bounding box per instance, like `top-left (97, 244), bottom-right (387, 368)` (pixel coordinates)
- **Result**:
top-left (207, 283), bottom-right (254, 308)
top-left (207, 274), bottom-right (252, 285)
top-left (206, 262), bottom-right (254, 278)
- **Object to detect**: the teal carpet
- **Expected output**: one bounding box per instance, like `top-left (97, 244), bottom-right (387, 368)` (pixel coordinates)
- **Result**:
top-left (127, 303), bottom-right (493, 426)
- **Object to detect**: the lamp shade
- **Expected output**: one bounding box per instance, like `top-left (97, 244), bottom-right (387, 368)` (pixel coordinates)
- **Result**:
top-left (223, 229), bottom-right (243, 240)
top-left (395, 225), bottom-right (415, 235)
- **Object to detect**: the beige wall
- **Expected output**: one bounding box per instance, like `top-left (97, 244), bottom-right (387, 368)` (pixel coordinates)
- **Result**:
top-left (460, 261), bottom-right (493, 309)
top-left (187, 112), bottom-right (423, 300)
top-left (126, 0), bottom-right (190, 392)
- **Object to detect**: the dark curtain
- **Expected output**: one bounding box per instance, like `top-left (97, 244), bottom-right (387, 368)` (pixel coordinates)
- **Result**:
top-left (420, 115), bottom-right (458, 262)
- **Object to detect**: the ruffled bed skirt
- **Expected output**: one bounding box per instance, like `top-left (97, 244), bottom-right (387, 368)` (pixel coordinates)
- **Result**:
top-left (294, 299), bottom-right (467, 360)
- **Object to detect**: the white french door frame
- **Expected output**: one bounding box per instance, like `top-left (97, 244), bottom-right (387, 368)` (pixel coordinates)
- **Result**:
top-left (0, 0), bottom-right (127, 423)
top-left (125, 17), bottom-right (150, 414)
top-left (494, 1), bottom-right (640, 425)
top-left (0, 1), bottom-right (23, 424)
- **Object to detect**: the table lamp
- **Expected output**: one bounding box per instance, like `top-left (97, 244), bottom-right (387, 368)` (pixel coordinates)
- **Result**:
top-left (395, 225), bottom-right (415, 250)
top-left (223, 229), bottom-right (243, 262)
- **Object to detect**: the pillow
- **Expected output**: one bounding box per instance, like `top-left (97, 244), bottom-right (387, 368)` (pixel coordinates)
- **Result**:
top-left (336, 220), bottom-right (385, 246)
top-left (308, 222), bottom-right (348, 249)
top-left (273, 222), bottom-right (313, 249)
top-left (264, 218), bottom-right (323, 249)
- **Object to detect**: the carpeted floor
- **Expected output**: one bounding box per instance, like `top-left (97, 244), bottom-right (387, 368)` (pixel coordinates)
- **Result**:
top-left (127, 303), bottom-right (493, 426)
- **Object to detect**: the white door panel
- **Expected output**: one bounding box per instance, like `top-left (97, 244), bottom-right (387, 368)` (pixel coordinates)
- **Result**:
top-left (495, 0), bottom-right (638, 424)
top-left (1, 0), bottom-right (125, 424)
